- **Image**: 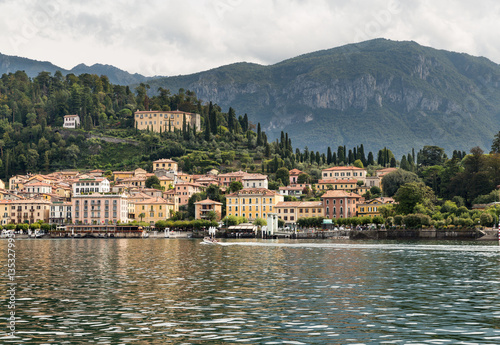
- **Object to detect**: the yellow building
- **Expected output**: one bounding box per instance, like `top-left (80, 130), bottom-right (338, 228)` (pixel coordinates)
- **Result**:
top-left (315, 179), bottom-right (358, 191)
top-left (275, 201), bottom-right (323, 224)
top-left (321, 166), bottom-right (367, 183)
top-left (226, 188), bottom-right (284, 221)
top-left (0, 199), bottom-right (51, 224)
top-left (134, 197), bottom-right (176, 225)
top-left (153, 159), bottom-right (178, 172)
top-left (158, 176), bottom-right (174, 190)
top-left (134, 110), bottom-right (201, 133)
top-left (357, 197), bottom-right (395, 218)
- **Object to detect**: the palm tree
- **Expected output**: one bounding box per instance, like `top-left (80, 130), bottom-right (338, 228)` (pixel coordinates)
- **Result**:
top-left (139, 213), bottom-right (145, 222)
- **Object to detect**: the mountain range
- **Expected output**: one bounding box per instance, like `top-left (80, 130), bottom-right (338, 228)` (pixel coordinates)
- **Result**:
top-left (0, 53), bottom-right (150, 85)
top-left (3, 39), bottom-right (500, 158)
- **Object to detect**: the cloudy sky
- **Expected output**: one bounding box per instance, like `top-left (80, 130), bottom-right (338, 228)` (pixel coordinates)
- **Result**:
top-left (0, 0), bottom-right (499, 77)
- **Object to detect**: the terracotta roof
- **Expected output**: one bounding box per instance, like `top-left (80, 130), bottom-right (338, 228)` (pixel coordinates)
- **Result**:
top-left (242, 174), bottom-right (268, 180)
top-left (322, 166), bottom-right (366, 171)
top-left (317, 179), bottom-right (358, 184)
top-left (321, 190), bottom-right (362, 198)
top-left (218, 170), bottom-right (247, 178)
top-left (135, 197), bottom-right (173, 205)
top-left (279, 186), bottom-right (304, 191)
top-left (289, 169), bottom-right (303, 176)
top-left (135, 110), bottom-right (198, 115)
top-left (226, 188), bottom-right (280, 197)
top-left (194, 198), bottom-right (223, 206)
top-left (276, 201), bottom-right (323, 208)
top-left (153, 158), bottom-right (177, 163)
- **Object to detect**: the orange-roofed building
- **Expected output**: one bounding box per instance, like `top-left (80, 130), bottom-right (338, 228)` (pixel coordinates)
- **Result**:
top-left (194, 198), bottom-right (223, 221)
top-left (289, 168), bottom-right (303, 185)
top-left (275, 201), bottom-right (323, 225)
top-left (321, 166), bottom-right (367, 183)
top-left (226, 188), bottom-right (284, 221)
top-left (321, 190), bottom-right (362, 219)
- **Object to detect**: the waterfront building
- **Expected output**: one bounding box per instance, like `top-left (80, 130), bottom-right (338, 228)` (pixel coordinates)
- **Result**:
top-left (126, 192), bottom-right (151, 220)
top-left (134, 110), bottom-right (201, 133)
top-left (321, 166), bottom-right (367, 183)
top-left (357, 197), bottom-right (395, 218)
top-left (134, 197), bottom-right (175, 225)
top-left (63, 114), bottom-right (80, 128)
top-left (72, 193), bottom-right (128, 225)
top-left (194, 198), bottom-right (223, 221)
top-left (0, 199), bottom-right (51, 224)
top-left (226, 188), bottom-right (284, 221)
top-left (321, 190), bottom-right (362, 219)
top-left (49, 201), bottom-right (72, 225)
top-left (275, 201), bottom-right (323, 225)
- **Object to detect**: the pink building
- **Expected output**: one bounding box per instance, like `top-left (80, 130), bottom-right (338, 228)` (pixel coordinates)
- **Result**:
top-left (174, 183), bottom-right (204, 206)
top-left (72, 193), bottom-right (128, 224)
top-left (289, 169), bottom-right (303, 184)
top-left (321, 190), bottom-right (362, 219)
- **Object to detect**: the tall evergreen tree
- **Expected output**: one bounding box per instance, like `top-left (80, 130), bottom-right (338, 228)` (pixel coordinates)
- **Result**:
top-left (327, 147), bottom-right (332, 165)
top-left (257, 123), bottom-right (263, 146)
top-left (367, 151), bottom-right (375, 166)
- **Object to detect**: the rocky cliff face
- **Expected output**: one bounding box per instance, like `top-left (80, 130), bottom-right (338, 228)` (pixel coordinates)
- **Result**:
top-left (148, 39), bottom-right (500, 156)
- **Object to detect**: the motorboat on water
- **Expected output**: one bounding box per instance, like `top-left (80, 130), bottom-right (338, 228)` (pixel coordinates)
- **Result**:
top-left (202, 236), bottom-right (219, 244)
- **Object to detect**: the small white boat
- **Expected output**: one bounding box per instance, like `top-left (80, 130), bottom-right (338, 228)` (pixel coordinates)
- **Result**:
top-left (202, 236), bottom-right (219, 244)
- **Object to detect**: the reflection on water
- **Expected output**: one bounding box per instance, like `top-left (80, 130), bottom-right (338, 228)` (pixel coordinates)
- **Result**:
top-left (1, 238), bottom-right (500, 344)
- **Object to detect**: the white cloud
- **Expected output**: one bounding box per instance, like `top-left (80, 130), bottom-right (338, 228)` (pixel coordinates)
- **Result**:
top-left (0, 0), bottom-right (498, 77)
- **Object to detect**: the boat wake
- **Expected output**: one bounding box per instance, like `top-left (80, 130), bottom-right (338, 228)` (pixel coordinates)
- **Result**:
top-left (217, 241), bottom-right (500, 252)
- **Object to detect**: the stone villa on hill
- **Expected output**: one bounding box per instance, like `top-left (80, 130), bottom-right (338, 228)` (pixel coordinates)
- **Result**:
top-left (134, 110), bottom-right (201, 133)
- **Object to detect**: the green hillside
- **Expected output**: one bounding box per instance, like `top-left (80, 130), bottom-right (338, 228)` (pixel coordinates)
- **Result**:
top-left (146, 39), bottom-right (500, 157)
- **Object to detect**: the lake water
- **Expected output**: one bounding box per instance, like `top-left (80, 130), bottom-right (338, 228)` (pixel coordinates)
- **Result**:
top-left (1, 238), bottom-right (500, 344)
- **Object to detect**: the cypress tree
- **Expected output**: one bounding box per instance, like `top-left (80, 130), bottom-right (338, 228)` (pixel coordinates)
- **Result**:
top-left (243, 114), bottom-right (249, 132)
top-left (327, 147), bottom-right (332, 165)
top-left (367, 151), bottom-right (375, 165)
top-left (332, 152), bottom-right (337, 165)
top-left (204, 117), bottom-right (211, 141)
top-left (337, 146), bottom-right (344, 164)
top-left (257, 123), bottom-right (262, 146)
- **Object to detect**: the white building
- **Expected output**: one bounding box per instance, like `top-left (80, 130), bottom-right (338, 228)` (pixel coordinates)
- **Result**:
top-left (25, 182), bottom-right (53, 195)
top-left (72, 177), bottom-right (110, 196)
top-left (49, 201), bottom-right (72, 225)
top-left (63, 114), bottom-right (81, 128)
top-left (242, 174), bottom-right (268, 189)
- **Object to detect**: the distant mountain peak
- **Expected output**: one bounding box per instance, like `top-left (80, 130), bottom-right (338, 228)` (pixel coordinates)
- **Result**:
top-left (0, 52), bottom-right (150, 85)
